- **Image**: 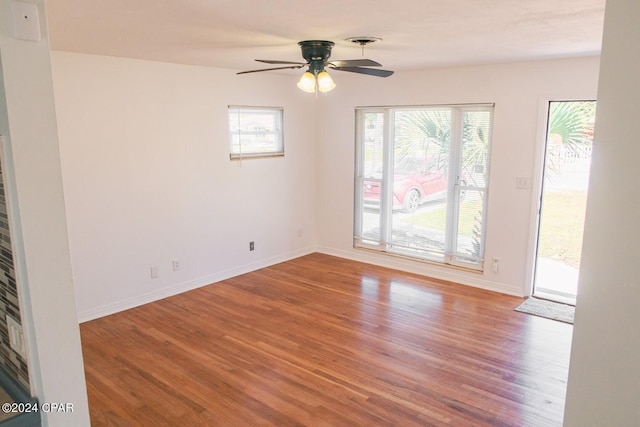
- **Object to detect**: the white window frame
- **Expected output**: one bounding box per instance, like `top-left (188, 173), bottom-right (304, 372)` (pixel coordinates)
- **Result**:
top-left (354, 104), bottom-right (493, 271)
top-left (228, 106), bottom-right (284, 159)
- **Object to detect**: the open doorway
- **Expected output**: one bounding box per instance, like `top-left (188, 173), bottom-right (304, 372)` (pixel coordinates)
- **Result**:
top-left (533, 100), bottom-right (596, 305)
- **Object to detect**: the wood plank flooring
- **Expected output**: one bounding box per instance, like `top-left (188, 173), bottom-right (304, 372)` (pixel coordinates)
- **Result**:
top-left (80, 253), bottom-right (573, 426)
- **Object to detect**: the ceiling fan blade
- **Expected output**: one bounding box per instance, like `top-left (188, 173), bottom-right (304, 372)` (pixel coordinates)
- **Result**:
top-left (332, 67), bottom-right (394, 77)
top-left (328, 59), bottom-right (381, 67)
top-left (237, 65), bottom-right (304, 75)
top-left (255, 59), bottom-right (307, 65)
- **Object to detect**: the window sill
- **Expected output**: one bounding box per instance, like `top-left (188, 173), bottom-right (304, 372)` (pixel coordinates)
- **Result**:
top-left (354, 244), bottom-right (485, 274)
top-left (229, 152), bottom-right (285, 160)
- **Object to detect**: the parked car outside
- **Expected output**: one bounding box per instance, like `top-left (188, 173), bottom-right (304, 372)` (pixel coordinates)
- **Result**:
top-left (363, 154), bottom-right (448, 213)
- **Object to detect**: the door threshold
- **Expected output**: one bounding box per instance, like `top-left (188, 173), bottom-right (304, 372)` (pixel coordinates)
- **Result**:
top-left (533, 289), bottom-right (576, 306)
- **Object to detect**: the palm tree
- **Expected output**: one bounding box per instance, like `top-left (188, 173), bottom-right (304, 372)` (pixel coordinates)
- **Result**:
top-left (393, 109), bottom-right (451, 164)
top-left (393, 108), bottom-right (491, 260)
top-left (546, 101), bottom-right (596, 178)
top-left (461, 111), bottom-right (491, 188)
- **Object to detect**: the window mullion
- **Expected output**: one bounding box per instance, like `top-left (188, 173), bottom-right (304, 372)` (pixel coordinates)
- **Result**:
top-left (354, 110), bottom-right (365, 242)
top-left (380, 109), bottom-right (394, 250)
top-left (445, 108), bottom-right (462, 260)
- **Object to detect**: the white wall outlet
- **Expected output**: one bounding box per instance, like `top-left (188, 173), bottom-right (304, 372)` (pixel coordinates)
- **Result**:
top-left (6, 315), bottom-right (27, 359)
top-left (11, 1), bottom-right (41, 41)
top-left (516, 177), bottom-right (530, 189)
top-left (492, 258), bottom-right (500, 273)
top-left (150, 265), bottom-right (158, 279)
top-left (172, 260), bottom-right (181, 272)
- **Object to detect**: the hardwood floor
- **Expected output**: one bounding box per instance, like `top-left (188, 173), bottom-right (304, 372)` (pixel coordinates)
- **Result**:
top-left (80, 253), bottom-right (573, 426)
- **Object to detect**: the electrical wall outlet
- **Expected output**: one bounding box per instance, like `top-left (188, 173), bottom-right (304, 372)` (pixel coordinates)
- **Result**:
top-left (516, 177), bottom-right (530, 189)
top-left (492, 258), bottom-right (500, 273)
top-left (249, 241), bottom-right (255, 251)
top-left (172, 260), bottom-right (181, 272)
top-left (6, 315), bottom-right (27, 359)
top-left (150, 265), bottom-right (158, 279)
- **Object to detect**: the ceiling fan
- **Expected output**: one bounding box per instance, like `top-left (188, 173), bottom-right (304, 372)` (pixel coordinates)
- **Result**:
top-left (237, 40), bottom-right (394, 93)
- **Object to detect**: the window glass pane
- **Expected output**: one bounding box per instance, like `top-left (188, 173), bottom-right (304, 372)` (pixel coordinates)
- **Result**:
top-left (228, 107), bottom-right (283, 158)
top-left (456, 110), bottom-right (491, 264)
top-left (456, 189), bottom-right (485, 263)
top-left (390, 109), bottom-right (451, 258)
top-left (361, 112), bottom-right (384, 243)
top-left (461, 110), bottom-right (491, 190)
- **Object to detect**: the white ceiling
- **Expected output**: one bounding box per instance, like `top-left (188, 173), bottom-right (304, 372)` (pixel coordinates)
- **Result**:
top-left (46, 0), bottom-right (605, 73)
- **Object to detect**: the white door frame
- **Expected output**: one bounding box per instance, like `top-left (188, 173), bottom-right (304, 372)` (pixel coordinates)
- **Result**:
top-left (524, 97), bottom-right (552, 297)
top-left (525, 97), bottom-right (595, 299)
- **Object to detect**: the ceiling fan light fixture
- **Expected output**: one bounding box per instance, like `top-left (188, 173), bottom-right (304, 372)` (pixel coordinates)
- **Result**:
top-left (239, 39), bottom-right (394, 90)
top-left (297, 71), bottom-right (316, 93)
top-left (317, 70), bottom-right (336, 93)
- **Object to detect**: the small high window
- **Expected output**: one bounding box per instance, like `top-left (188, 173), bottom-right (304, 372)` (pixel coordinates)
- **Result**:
top-left (228, 106), bottom-right (284, 159)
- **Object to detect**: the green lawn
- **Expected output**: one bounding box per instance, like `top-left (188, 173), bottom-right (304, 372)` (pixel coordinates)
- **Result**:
top-left (538, 189), bottom-right (587, 268)
top-left (403, 189), bottom-right (586, 269)
top-left (404, 198), bottom-right (483, 237)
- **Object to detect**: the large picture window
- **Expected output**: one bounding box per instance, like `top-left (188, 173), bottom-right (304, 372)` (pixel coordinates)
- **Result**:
top-left (228, 106), bottom-right (284, 159)
top-left (354, 104), bottom-right (493, 270)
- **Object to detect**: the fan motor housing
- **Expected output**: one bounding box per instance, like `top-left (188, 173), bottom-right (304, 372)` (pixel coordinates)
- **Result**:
top-left (299, 40), bottom-right (334, 72)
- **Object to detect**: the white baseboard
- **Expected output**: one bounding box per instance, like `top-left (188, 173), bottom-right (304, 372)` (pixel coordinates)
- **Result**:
top-left (77, 246), bottom-right (315, 323)
top-left (79, 245), bottom-right (523, 323)
top-left (316, 246), bottom-right (523, 297)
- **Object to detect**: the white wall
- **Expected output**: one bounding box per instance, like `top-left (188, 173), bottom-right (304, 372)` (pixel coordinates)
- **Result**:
top-left (0, 1), bottom-right (90, 425)
top-left (316, 57), bottom-right (600, 296)
top-left (51, 51), bottom-right (602, 319)
top-left (51, 52), bottom-right (317, 321)
top-left (565, 0), bottom-right (640, 424)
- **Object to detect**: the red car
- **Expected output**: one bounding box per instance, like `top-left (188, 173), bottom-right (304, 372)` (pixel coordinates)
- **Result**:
top-left (363, 155), bottom-right (448, 213)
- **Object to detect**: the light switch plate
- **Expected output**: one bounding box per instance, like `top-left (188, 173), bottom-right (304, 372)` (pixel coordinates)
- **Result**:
top-left (12, 1), bottom-right (41, 41)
